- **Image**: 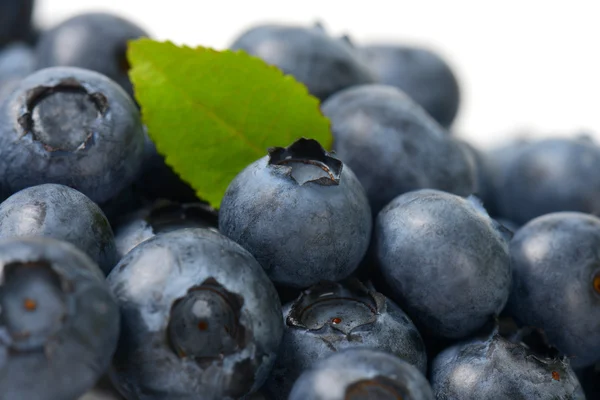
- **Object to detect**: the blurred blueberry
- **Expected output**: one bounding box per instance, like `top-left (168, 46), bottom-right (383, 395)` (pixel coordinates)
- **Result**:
top-left (230, 23), bottom-right (374, 101)
top-left (321, 84), bottom-right (476, 214)
top-left (496, 137), bottom-right (600, 224)
top-left (35, 12), bottom-right (148, 98)
top-left (358, 44), bottom-right (460, 128)
top-left (0, 0), bottom-right (35, 47)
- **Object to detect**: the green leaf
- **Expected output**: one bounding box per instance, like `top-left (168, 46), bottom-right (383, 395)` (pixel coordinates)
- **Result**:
top-left (127, 38), bottom-right (333, 209)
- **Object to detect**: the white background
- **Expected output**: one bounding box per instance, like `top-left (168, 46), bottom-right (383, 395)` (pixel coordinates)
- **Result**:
top-left (34, 0), bottom-right (600, 149)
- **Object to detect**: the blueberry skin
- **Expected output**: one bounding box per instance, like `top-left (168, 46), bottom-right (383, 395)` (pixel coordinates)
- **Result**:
top-left (263, 279), bottom-right (427, 399)
top-left (0, 66), bottom-right (146, 203)
top-left (496, 137), bottom-right (600, 224)
top-left (289, 348), bottom-right (434, 400)
top-left (321, 84), bottom-right (476, 215)
top-left (0, 236), bottom-right (120, 400)
top-left (219, 139), bottom-right (372, 288)
top-left (358, 45), bottom-right (460, 128)
top-left (107, 228), bottom-right (283, 400)
top-left (431, 333), bottom-right (585, 399)
top-left (375, 189), bottom-right (511, 339)
top-left (0, 42), bottom-right (36, 86)
top-left (458, 140), bottom-right (496, 211)
top-left (484, 138), bottom-right (532, 218)
top-left (0, 0), bottom-right (35, 46)
top-left (230, 24), bottom-right (374, 101)
top-left (35, 12), bottom-right (148, 98)
top-left (0, 184), bottom-right (118, 274)
top-left (507, 212), bottom-right (600, 368)
top-left (114, 199), bottom-right (218, 259)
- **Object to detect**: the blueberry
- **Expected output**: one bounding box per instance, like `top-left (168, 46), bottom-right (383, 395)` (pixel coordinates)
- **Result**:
top-left (0, 184), bottom-right (118, 274)
top-left (321, 84), bottom-right (476, 215)
top-left (507, 212), bottom-right (600, 368)
top-left (375, 189), bottom-right (511, 339)
top-left (496, 137), bottom-right (600, 225)
top-left (0, 236), bottom-right (120, 400)
top-left (431, 333), bottom-right (585, 399)
top-left (219, 138), bottom-right (372, 288)
top-left (263, 279), bottom-right (427, 399)
top-left (289, 348), bottom-right (433, 400)
top-left (35, 12), bottom-right (148, 98)
top-left (229, 24), bottom-right (374, 101)
top-left (577, 362), bottom-right (600, 399)
top-left (0, 42), bottom-right (35, 89)
top-left (0, 66), bottom-right (146, 203)
top-left (458, 140), bottom-right (497, 212)
top-left (114, 199), bottom-right (218, 259)
top-left (107, 228), bottom-right (283, 400)
top-left (0, 0), bottom-right (35, 46)
top-left (358, 44), bottom-right (460, 128)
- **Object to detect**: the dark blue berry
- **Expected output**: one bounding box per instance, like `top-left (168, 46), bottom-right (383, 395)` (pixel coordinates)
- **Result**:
top-left (263, 279), bottom-right (427, 399)
top-left (0, 237), bottom-right (120, 400)
top-left (230, 23), bottom-right (374, 101)
top-left (35, 12), bottom-right (148, 98)
top-left (0, 66), bottom-right (145, 203)
top-left (358, 44), bottom-right (460, 128)
top-left (0, 184), bottom-right (118, 274)
top-left (219, 138), bottom-right (372, 288)
top-left (321, 84), bottom-right (475, 215)
top-left (375, 189), bottom-right (511, 339)
top-left (107, 228), bottom-right (283, 400)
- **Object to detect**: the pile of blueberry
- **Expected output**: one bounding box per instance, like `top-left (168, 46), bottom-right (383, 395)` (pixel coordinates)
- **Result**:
top-left (1, 1), bottom-right (599, 399)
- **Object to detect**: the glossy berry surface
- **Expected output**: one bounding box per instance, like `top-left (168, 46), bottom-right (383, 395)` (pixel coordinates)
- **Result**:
top-left (375, 189), bottom-right (512, 339)
top-left (0, 184), bottom-right (118, 274)
top-left (107, 228), bottom-right (283, 400)
top-left (219, 138), bottom-right (372, 288)
top-left (229, 24), bottom-right (374, 101)
top-left (0, 66), bottom-right (146, 203)
top-left (321, 84), bottom-right (475, 214)
top-left (508, 212), bottom-right (600, 368)
top-left (35, 12), bottom-right (149, 98)
top-left (263, 279), bottom-right (427, 399)
top-left (289, 348), bottom-right (434, 400)
top-left (358, 44), bottom-right (460, 128)
top-left (0, 236), bottom-right (120, 400)
top-left (431, 333), bottom-right (585, 399)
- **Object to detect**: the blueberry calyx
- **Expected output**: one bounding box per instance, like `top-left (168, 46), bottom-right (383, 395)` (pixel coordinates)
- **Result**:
top-left (16, 78), bottom-right (109, 152)
top-left (345, 376), bottom-right (407, 400)
top-left (493, 333), bottom-right (571, 372)
top-left (167, 278), bottom-right (246, 362)
top-left (0, 261), bottom-right (73, 352)
top-left (268, 138), bottom-right (343, 186)
top-left (286, 279), bottom-right (385, 335)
